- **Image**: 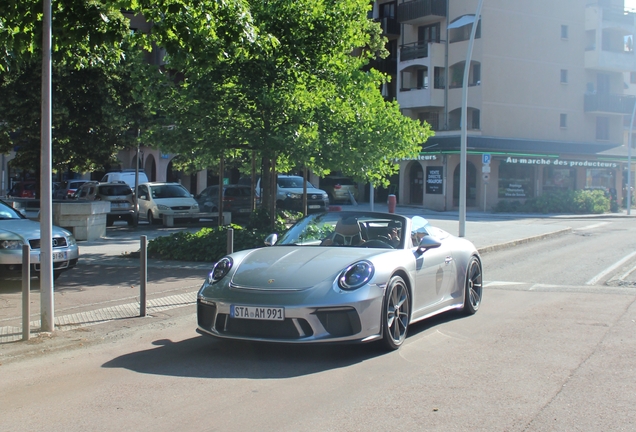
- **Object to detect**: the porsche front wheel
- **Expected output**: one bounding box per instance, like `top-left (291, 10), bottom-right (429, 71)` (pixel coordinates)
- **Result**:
top-left (463, 256), bottom-right (483, 315)
top-left (381, 275), bottom-right (411, 350)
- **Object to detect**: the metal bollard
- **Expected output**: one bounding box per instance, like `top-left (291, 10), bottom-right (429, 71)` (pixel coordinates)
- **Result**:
top-left (227, 228), bottom-right (234, 254)
top-left (22, 244), bottom-right (30, 341)
top-left (140, 235), bottom-right (147, 317)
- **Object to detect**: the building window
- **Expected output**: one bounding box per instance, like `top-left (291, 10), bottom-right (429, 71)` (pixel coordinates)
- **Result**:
top-left (585, 169), bottom-right (615, 189)
top-left (449, 17), bottom-right (481, 43)
top-left (418, 112), bottom-right (439, 131)
top-left (544, 167), bottom-right (576, 192)
top-left (596, 116), bottom-right (610, 140)
top-left (416, 69), bottom-right (428, 89)
top-left (471, 110), bottom-right (480, 130)
top-left (498, 163), bottom-right (535, 199)
top-left (560, 69), bottom-right (568, 84)
top-left (561, 25), bottom-right (568, 39)
top-left (434, 67), bottom-right (445, 89)
top-left (560, 114), bottom-right (567, 128)
top-left (631, 72), bottom-right (636, 84)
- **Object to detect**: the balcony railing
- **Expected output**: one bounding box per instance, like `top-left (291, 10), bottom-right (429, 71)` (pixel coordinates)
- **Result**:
top-left (397, 0), bottom-right (446, 23)
top-left (369, 57), bottom-right (398, 74)
top-left (584, 93), bottom-right (636, 114)
top-left (379, 17), bottom-right (400, 36)
top-left (400, 41), bottom-right (429, 61)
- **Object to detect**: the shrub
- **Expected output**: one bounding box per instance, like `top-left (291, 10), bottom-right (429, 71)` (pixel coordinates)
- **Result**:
top-left (494, 189), bottom-right (610, 214)
top-left (147, 209), bottom-right (303, 263)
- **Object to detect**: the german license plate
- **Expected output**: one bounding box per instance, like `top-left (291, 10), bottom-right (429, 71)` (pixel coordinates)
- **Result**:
top-left (231, 305), bottom-right (284, 321)
top-left (308, 205), bottom-right (320, 209)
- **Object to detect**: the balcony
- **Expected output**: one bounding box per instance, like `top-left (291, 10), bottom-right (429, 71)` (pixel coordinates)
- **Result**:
top-left (584, 93), bottom-right (636, 114)
top-left (585, 49), bottom-right (636, 72)
top-left (378, 17), bottom-right (400, 37)
top-left (369, 57), bottom-right (398, 75)
top-left (401, 41), bottom-right (428, 62)
top-left (397, 87), bottom-right (445, 109)
top-left (397, 0), bottom-right (446, 25)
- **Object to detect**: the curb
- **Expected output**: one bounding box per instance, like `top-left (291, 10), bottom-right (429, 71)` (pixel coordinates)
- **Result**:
top-left (477, 227), bottom-right (572, 254)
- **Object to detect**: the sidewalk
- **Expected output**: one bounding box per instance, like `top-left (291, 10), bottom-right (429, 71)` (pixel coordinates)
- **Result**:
top-left (1, 204), bottom-right (633, 349)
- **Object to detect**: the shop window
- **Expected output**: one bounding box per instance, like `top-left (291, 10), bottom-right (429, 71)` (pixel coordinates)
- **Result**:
top-left (498, 163), bottom-right (535, 199)
top-left (560, 114), bottom-right (567, 128)
top-left (560, 69), bottom-right (568, 84)
top-left (543, 167), bottom-right (575, 192)
top-left (586, 168), bottom-right (615, 190)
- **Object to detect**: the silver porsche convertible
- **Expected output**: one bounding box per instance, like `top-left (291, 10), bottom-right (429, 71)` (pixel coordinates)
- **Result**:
top-left (197, 211), bottom-right (482, 350)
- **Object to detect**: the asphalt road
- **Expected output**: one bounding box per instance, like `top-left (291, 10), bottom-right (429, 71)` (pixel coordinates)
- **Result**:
top-left (0, 216), bottom-right (635, 431)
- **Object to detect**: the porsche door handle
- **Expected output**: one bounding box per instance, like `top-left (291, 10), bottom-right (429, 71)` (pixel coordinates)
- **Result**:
top-left (444, 257), bottom-right (453, 265)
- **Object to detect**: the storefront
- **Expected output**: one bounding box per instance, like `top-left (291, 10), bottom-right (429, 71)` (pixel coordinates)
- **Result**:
top-left (398, 136), bottom-right (631, 211)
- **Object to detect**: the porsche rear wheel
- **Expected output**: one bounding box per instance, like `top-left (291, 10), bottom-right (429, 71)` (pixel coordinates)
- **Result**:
top-left (381, 275), bottom-right (411, 350)
top-left (463, 256), bottom-right (483, 315)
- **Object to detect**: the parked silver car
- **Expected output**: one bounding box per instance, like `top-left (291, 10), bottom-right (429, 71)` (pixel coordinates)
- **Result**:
top-left (0, 199), bottom-right (79, 280)
top-left (197, 211), bottom-right (482, 350)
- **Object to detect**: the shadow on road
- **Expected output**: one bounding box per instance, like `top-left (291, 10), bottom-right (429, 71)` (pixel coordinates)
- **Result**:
top-left (102, 310), bottom-right (464, 379)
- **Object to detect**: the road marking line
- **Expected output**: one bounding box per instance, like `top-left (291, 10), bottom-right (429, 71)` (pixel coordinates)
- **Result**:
top-left (483, 281), bottom-right (526, 287)
top-left (586, 251), bottom-right (636, 285)
top-left (610, 263), bottom-right (636, 282)
top-left (575, 222), bottom-right (610, 231)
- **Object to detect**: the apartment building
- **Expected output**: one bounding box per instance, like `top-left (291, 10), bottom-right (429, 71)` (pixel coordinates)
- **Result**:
top-left (374, 0), bottom-right (636, 210)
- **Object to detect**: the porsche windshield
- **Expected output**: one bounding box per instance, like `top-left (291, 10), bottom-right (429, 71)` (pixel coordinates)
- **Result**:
top-left (277, 212), bottom-right (406, 249)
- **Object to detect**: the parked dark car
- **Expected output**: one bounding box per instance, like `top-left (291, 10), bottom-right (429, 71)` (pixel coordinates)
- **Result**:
top-left (195, 185), bottom-right (254, 218)
top-left (54, 179), bottom-right (90, 200)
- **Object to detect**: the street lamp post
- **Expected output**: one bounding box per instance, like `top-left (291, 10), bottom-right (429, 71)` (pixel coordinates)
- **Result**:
top-left (459, 0), bottom-right (484, 237)
top-left (40, 0), bottom-right (54, 332)
top-left (628, 99), bottom-right (634, 215)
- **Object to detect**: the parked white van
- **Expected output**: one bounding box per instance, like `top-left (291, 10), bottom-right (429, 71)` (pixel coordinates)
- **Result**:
top-left (101, 170), bottom-right (149, 190)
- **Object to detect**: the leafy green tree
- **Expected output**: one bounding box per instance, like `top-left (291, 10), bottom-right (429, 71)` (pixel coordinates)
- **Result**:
top-left (141, 0), bottom-right (431, 216)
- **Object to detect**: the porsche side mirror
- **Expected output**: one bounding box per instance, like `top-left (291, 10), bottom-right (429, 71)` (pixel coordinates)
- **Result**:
top-left (416, 236), bottom-right (441, 255)
top-left (264, 233), bottom-right (278, 246)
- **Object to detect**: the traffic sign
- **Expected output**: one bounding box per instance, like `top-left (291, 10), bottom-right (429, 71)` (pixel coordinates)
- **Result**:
top-left (482, 153), bottom-right (491, 164)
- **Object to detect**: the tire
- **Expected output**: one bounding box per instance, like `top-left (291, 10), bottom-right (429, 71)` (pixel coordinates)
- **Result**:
top-left (126, 215), bottom-right (137, 227)
top-left (148, 210), bottom-right (158, 225)
top-left (463, 256), bottom-right (483, 315)
top-left (381, 275), bottom-right (411, 350)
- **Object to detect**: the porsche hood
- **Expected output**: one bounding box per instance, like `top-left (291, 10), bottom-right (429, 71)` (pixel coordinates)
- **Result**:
top-left (230, 246), bottom-right (379, 290)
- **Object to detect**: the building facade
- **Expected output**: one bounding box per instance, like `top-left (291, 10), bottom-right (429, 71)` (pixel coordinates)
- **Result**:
top-left (375, 0), bottom-right (636, 210)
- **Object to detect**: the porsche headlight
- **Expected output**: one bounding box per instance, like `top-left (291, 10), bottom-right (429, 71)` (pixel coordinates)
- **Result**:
top-left (338, 260), bottom-right (374, 290)
top-left (0, 239), bottom-right (23, 250)
top-left (207, 257), bottom-right (233, 284)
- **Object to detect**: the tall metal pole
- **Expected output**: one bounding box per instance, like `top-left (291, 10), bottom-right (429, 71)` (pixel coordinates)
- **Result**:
top-left (134, 129), bottom-right (140, 225)
top-left (459, 0), bottom-right (484, 237)
top-left (40, 0), bottom-right (54, 331)
top-left (628, 99), bottom-right (634, 215)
